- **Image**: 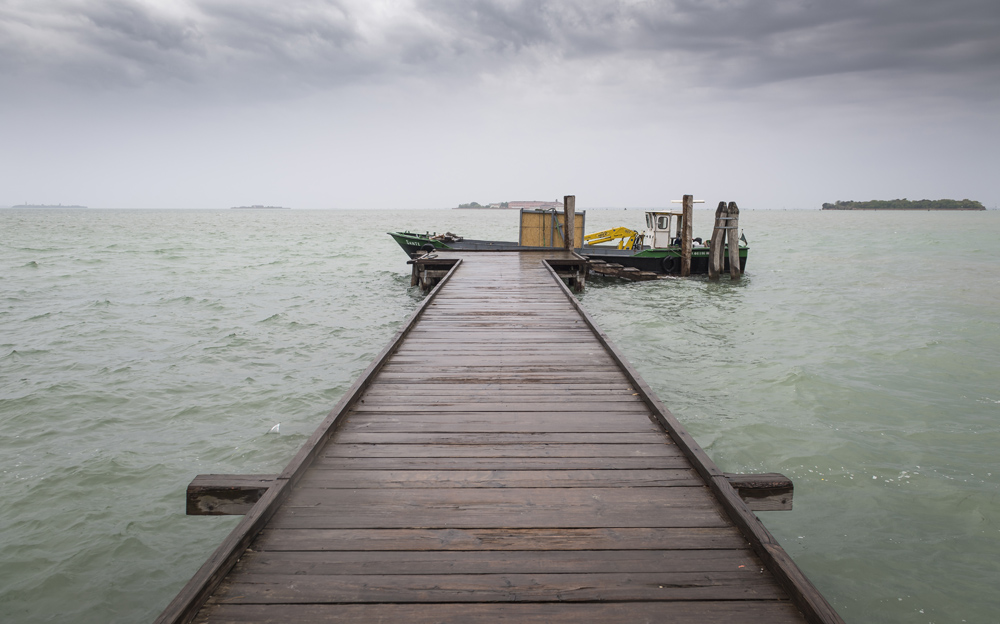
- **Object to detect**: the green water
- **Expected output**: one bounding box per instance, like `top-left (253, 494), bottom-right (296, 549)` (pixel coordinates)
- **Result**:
top-left (1, 208), bottom-right (998, 622)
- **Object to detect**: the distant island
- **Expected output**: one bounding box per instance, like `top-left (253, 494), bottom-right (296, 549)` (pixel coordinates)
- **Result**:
top-left (456, 202), bottom-right (510, 210)
top-left (822, 199), bottom-right (985, 211)
top-left (231, 205), bottom-right (290, 210)
top-left (11, 203), bottom-right (88, 209)
top-left (455, 200), bottom-right (563, 210)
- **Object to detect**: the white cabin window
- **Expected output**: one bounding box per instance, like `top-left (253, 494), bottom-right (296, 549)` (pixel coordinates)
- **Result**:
top-left (645, 214), bottom-right (653, 229)
top-left (656, 216), bottom-right (670, 230)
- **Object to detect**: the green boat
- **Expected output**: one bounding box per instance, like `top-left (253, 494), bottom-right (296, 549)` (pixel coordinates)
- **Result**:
top-left (389, 209), bottom-right (748, 276)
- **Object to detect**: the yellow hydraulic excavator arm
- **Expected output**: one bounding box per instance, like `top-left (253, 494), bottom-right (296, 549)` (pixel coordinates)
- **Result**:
top-left (583, 227), bottom-right (643, 250)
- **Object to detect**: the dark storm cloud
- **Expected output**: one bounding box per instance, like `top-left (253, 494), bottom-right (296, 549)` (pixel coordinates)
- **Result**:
top-left (428, 0), bottom-right (1000, 87)
top-left (2, 0), bottom-right (998, 94)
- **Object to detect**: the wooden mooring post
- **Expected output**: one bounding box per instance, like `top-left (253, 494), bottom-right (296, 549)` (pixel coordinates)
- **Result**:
top-left (727, 201), bottom-right (741, 280)
top-left (709, 201), bottom-right (741, 281)
top-left (563, 195), bottom-right (576, 250)
top-left (708, 201), bottom-right (727, 280)
top-left (671, 195), bottom-right (703, 277)
top-left (680, 194), bottom-right (693, 276)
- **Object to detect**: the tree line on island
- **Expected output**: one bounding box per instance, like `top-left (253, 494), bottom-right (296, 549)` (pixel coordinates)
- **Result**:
top-left (456, 201), bottom-right (509, 209)
top-left (822, 199), bottom-right (985, 210)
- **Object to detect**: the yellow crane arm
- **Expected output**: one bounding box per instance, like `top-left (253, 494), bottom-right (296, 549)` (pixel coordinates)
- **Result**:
top-left (584, 227), bottom-right (641, 250)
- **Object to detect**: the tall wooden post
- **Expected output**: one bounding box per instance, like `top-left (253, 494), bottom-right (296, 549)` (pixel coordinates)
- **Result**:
top-left (708, 201), bottom-right (726, 280)
top-left (563, 195), bottom-right (575, 249)
top-left (680, 194), bottom-right (693, 277)
top-left (727, 201), bottom-right (741, 280)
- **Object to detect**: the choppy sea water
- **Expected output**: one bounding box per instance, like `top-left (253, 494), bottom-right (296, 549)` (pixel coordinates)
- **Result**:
top-left (1, 208), bottom-right (997, 623)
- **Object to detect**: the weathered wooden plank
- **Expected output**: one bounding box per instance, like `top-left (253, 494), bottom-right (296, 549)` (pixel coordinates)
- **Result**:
top-left (398, 328), bottom-right (594, 335)
top-left (310, 456), bottom-right (693, 470)
top-left (361, 384), bottom-right (638, 394)
top-left (338, 413), bottom-right (662, 433)
top-left (349, 401), bottom-right (649, 412)
top-left (378, 366), bottom-right (622, 375)
top-left (296, 469), bottom-right (702, 488)
top-left (233, 549), bottom-right (760, 575)
top-left (388, 352), bottom-right (616, 359)
top-left (357, 394), bottom-right (642, 402)
top-left (332, 432), bottom-right (661, 444)
top-left (356, 393), bottom-right (644, 403)
top-left (408, 322), bottom-right (589, 328)
top-left (195, 601), bottom-right (806, 624)
top-left (210, 571), bottom-right (784, 603)
top-left (282, 485), bottom-right (715, 508)
top-left (252, 526), bottom-right (750, 552)
top-left (323, 443), bottom-right (680, 458)
top-left (270, 487), bottom-right (728, 529)
top-left (373, 374), bottom-right (640, 383)
top-left (387, 356), bottom-right (619, 366)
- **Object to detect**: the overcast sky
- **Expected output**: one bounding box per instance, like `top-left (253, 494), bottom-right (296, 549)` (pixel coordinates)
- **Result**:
top-left (2, 0), bottom-right (998, 209)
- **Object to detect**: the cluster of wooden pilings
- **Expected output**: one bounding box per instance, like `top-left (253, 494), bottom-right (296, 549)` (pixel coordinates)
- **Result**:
top-left (674, 194), bottom-right (742, 280)
top-left (708, 201), bottom-right (741, 280)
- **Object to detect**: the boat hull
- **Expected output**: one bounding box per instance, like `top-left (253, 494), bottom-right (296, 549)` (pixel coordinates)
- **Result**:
top-left (387, 232), bottom-right (748, 275)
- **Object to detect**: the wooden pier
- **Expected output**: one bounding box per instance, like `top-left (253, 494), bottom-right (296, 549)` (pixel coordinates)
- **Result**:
top-left (159, 250), bottom-right (841, 624)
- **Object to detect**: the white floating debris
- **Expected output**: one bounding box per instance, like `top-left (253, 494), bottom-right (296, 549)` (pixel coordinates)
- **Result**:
top-left (267, 423), bottom-right (281, 434)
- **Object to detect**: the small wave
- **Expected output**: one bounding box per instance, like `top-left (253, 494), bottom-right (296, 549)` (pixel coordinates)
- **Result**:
top-left (23, 260), bottom-right (38, 268)
top-left (3, 348), bottom-right (50, 359)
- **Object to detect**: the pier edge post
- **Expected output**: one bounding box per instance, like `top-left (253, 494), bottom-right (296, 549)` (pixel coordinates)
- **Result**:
top-left (563, 195), bottom-right (576, 250)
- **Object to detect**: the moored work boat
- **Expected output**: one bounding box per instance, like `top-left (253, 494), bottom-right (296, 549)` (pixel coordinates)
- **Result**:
top-left (388, 208), bottom-right (748, 275)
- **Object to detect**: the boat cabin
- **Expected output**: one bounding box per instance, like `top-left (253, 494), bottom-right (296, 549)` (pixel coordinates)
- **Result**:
top-left (644, 210), bottom-right (684, 249)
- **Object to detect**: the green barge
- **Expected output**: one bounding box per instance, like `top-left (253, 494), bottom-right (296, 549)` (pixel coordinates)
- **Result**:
top-left (389, 209), bottom-right (748, 276)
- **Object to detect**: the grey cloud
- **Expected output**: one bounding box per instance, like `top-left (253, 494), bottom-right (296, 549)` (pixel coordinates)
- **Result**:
top-left (83, 1), bottom-right (199, 53)
top-left (429, 0), bottom-right (1000, 87)
top-left (1, 0), bottom-right (997, 95)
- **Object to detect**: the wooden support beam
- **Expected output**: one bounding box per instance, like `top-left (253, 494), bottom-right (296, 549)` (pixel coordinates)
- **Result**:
top-left (412, 258), bottom-right (461, 292)
top-left (187, 474), bottom-right (277, 516)
top-left (546, 258), bottom-right (588, 292)
top-left (725, 473), bottom-right (793, 511)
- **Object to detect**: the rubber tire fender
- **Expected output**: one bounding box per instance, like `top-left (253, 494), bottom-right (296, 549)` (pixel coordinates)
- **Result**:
top-left (661, 255), bottom-right (677, 274)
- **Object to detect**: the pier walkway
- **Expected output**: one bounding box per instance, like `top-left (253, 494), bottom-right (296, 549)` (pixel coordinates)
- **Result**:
top-left (159, 251), bottom-right (840, 623)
